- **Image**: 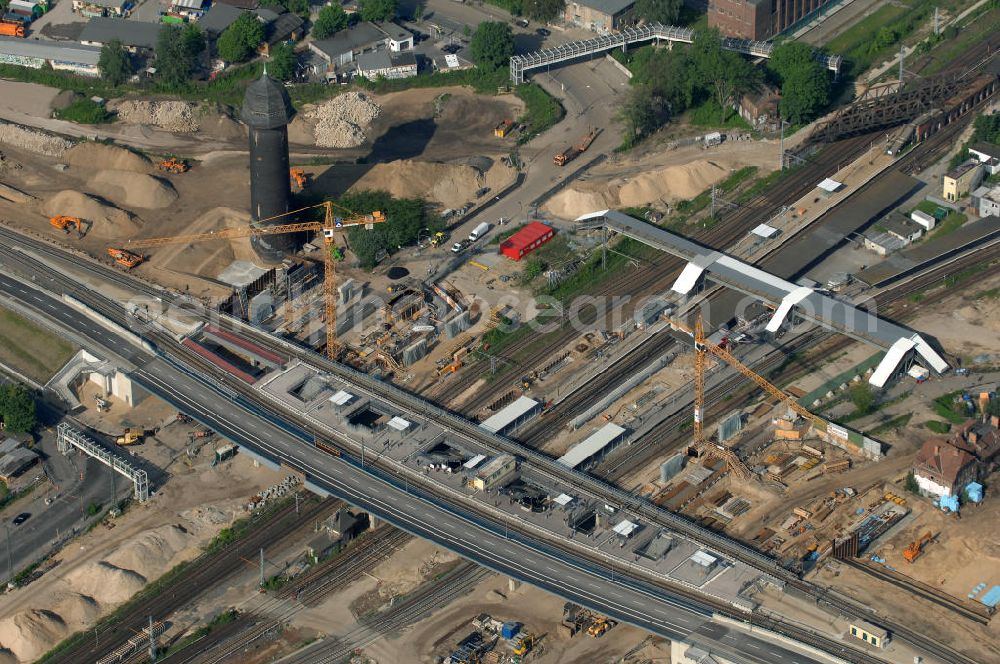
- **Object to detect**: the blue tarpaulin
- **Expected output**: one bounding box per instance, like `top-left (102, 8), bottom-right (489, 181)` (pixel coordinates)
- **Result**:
top-left (939, 495), bottom-right (960, 512)
top-left (966, 482), bottom-right (983, 503)
top-left (981, 586), bottom-right (1000, 607)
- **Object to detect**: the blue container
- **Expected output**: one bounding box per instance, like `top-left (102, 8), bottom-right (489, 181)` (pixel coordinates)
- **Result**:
top-left (501, 622), bottom-right (520, 640)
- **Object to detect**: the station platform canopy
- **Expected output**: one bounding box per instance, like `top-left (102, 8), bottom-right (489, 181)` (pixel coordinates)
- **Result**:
top-left (557, 423), bottom-right (627, 469)
top-left (479, 396), bottom-right (540, 434)
top-left (817, 178), bottom-right (843, 193)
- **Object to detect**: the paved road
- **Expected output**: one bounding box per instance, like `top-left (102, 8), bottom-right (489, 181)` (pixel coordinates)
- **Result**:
top-left (0, 267), bottom-right (836, 664)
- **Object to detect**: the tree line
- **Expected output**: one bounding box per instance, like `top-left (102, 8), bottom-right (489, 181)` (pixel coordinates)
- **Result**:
top-left (619, 30), bottom-right (831, 147)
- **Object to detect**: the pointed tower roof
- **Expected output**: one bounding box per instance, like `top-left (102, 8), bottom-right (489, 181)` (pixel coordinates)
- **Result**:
top-left (241, 71), bottom-right (294, 130)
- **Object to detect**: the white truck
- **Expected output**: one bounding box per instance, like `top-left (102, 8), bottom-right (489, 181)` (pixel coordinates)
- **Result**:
top-left (468, 222), bottom-right (490, 242)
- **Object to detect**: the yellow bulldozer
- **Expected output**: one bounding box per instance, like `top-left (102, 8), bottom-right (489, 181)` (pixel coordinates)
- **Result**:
top-left (115, 428), bottom-right (151, 446)
top-left (50, 215), bottom-right (84, 237)
top-left (107, 247), bottom-right (144, 269)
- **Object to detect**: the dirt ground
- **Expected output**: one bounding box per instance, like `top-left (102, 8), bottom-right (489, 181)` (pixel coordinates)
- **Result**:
top-left (544, 138), bottom-right (779, 218)
top-left (0, 391), bottom-right (282, 663)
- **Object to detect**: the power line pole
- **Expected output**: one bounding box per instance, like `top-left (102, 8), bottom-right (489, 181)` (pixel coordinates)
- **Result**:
top-left (934, 6), bottom-right (940, 36)
top-left (147, 616), bottom-right (157, 661)
top-left (899, 43), bottom-right (904, 87)
top-left (710, 185), bottom-right (717, 218)
top-left (259, 547), bottom-right (265, 588)
top-left (779, 121), bottom-right (787, 171)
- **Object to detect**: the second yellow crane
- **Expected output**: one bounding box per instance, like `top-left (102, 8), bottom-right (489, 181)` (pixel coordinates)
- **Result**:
top-left (121, 201), bottom-right (385, 358)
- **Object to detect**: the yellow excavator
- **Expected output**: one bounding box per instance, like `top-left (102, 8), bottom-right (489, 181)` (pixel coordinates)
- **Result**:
top-left (115, 428), bottom-right (152, 446)
top-left (50, 215), bottom-right (84, 237)
top-left (158, 157), bottom-right (188, 174)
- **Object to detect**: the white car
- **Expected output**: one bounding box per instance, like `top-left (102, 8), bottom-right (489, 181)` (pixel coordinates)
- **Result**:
top-left (451, 242), bottom-right (463, 253)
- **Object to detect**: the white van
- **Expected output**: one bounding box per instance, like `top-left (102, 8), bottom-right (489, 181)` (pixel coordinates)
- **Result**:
top-left (468, 222), bottom-right (490, 242)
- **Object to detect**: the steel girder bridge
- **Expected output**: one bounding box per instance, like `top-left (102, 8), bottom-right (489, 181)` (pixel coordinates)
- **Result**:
top-left (509, 23), bottom-right (843, 85)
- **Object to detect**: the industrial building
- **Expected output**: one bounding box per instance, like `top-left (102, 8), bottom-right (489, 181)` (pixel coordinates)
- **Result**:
top-left (356, 51), bottom-right (417, 80)
top-left (240, 71), bottom-right (295, 262)
top-left (735, 84), bottom-right (781, 131)
top-left (563, 0), bottom-right (636, 33)
top-left (862, 213), bottom-right (925, 256)
top-left (71, 0), bottom-right (127, 17)
top-left (972, 184), bottom-right (1000, 218)
top-left (849, 621), bottom-right (889, 649)
top-left (79, 17), bottom-right (160, 53)
top-left (0, 36), bottom-right (100, 76)
top-left (0, 447), bottom-right (38, 482)
top-left (500, 222), bottom-right (555, 261)
top-left (968, 142), bottom-right (1000, 175)
top-left (472, 454), bottom-right (517, 491)
top-left (709, 0), bottom-right (836, 40)
top-left (309, 21), bottom-right (413, 70)
top-left (942, 159), bottom-right (983, 202)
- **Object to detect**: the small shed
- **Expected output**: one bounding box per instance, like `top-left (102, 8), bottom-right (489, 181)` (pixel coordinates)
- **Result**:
top-left (500, 222), bottom-right (555, 261)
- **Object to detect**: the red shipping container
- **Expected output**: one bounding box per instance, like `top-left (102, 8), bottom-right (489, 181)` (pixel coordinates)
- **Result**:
top-left (499, 221), bottom-right (554, 261)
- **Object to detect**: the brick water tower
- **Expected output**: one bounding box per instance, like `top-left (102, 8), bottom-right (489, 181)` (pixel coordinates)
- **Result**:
top-left (241, 70), bottom-right (295, 262)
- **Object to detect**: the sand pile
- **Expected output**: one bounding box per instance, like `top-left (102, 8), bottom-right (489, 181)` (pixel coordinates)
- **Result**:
top-left (305, 92), bottom-right (381, 148)
top-left (65, 142), bottom-right (151, 173)
top-left (0, 182), bottom-right (34, 205)
top-left (104, 524), bottom-right (195, 578)
top-left (0, 609), bottom-right (68, 663)
top-left (64, 561), bottom-right (146, 605)
top-left (349, 159), bottom-right (515, 208)
top-left (0, 123), bottom-right (71, 157)
top-left (42, 190), bottom-right (137, 239)
top-left (115, 100), bottom-right (199, 132)
top-left (544, 159), bottom-right (733, 218)
top-left (89, 170), bottom-right (178, 209)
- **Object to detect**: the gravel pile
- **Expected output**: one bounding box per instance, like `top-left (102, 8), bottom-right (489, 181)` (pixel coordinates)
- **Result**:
top-left (115, 100), bottom-right (200, 132)
top-left (305, 92), bottom-right (381, 148)
top-left (0, 123), bottom-right (71, 156)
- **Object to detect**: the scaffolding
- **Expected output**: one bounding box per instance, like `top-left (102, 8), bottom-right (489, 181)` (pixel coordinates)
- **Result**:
top-left (509, 23), bottom-right (842, 84)
top-left (57, 423), bottom-right (150, 502)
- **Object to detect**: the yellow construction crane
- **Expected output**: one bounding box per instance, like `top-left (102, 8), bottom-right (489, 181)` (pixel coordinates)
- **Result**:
top-left (121, 201), bottom-right (386, 358)
top-left (672, 317), bottom-right (825, 480)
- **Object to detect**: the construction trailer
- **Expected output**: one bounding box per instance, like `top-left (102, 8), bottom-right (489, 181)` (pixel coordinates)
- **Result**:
top-left (499, 221), bottom-right (555, 261)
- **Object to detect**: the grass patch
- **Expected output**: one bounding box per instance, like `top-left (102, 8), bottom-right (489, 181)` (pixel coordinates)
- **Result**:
top-left (162, 610), bottom-right (240, 657)
top-left (929, 211), bottom-right (967, 239)
top-left (687, 99), bottom-right (752, 130)
top-left (870, 413), bottom-right (913, 435)
top-left (925, 420), bottom-right (951, 434)
top-left (923, 7), bottom-right (1000, 75)
top-left (0, 306), bottom-right (76, 383)
top-left (933, 390), bottom-right (969, 424)
top-left (914, 199), bottom-right (946, 217)
top-left (514, 82), bottom-right (565, 143)
top-left (54, 97), bottom-right (112, 124)
top-left (825, 4), bottom-right (909, 71)
top-left (976, 287), bottom-right (1000, 299)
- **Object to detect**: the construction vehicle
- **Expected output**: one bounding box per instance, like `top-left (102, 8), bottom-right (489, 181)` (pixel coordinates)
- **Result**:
top-left (107, 247), bottom-right (144, 269)
top-left (289, 168), bottom-right (308, 191)
top-left (671, 317), bottom-right (826, 481)
top-left (511, 632), bottom-right (535, 656)
top-left (0, 22), bottom-right (25, 37)
top-left (157, 157), bottom-right (188, 174)
top-left (115, 428), bottom-right (149, 446)
top-left (120, 201), bottom-right (385, 359)
top-left (430, 231), bottom-right (448, 247)
top-left (903, 531), bottom-right (934, 563)
top-left (494, 119), bottom-right (514, 138)
top-left (49, 215), bottom-right (83, 237)
top-left (553, 127), bottom-right (600, 166)
top-left (587, 617), bottom-right (611, 637)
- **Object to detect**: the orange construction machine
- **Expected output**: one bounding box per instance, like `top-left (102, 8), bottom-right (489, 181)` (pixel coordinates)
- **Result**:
top-left (0, 22), bottom-right (25, 38)
top-left (289, 168), bottom-right (308, 191)
top-left (158, 157), bottom-right (188, 174)
top-left (50, 215), bottom-right (83, 236)
top-left (903, 532), bottom-right (934, 563)
top-left (107, 247), bottom-right (144, 269)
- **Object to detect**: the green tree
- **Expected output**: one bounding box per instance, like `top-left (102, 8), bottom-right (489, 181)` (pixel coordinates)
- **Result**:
top-left (156, 24), bottom-right (205, 86)
top-left (0, 384), bottom-right (36, 434)
top-left (690, 26), bottom-right (757, 119)
top-left (768, 41), bottom-right (830, 124)
top-left (342, 192), bottom-right (439, 268)
top-left (618, 85), bottom-right (667, 147)
top-left (634, 0), bottom-right (680, 24)
top-left (268, 41), bottom-right (298, 81)
top-left (216, 12), bottom-right (264, 63)
top-left (470, 21), bottom-right (515, 71)
top-left (974, 114), bottom-right (1000, 145)
top-left (904, 471), bottom-right (920, 494)
top-left (97, 38), bottom-right (132, 87)
top-left (359, 0), bottom-right (396, 22)
top-left (849, 382), bottom-right (876, 415)
top-left (632, 46), bottom-right (695, 113)
top-left (312, 4), bottom-right (349, 39)
top-left (521, 0), bottom-right (563, 22)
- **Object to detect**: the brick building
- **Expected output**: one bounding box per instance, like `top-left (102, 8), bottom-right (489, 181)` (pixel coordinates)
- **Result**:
top-left (564, 0), bottom-right (636, 33)
top-left (709, 0), bottom-right (837, 40)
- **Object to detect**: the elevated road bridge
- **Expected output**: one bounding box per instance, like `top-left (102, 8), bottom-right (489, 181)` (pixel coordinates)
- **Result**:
top-left (510, 23), bottom-right (843, 84)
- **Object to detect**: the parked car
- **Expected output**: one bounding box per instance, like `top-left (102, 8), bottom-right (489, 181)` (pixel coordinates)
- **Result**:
top-left (515, 18), bottom-right (529, 27)
top-left (475, 187), bottom-right (490, 198)
top-left (536, 27), bottom-right (550, 36)
top-left (12, 512), bottom-right (30, 526)
top-left (451, 242), bottom-right (464, 253)
top-left (442, 44), bottom-right (462, 54)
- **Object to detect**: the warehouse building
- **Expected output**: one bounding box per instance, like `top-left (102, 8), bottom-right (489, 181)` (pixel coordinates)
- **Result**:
top-left (309, 21), bottom-right (412, 69)
top-left (709, 0), bottom-right (837, 40)
top-left (563, 0), bottom-right (636, 33)
top-left (0, 447), bottom-right (38, 482)
top-left (500, 222), bottom-right (555, 261)
top-left (79, 17), bottom-right (160, 53)
top-left (0, 36), bottom-right (100, 75)
top-left (356, 51), bottom-right (417, 80)
top-left (472, 454), bottom-right (517, 491)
